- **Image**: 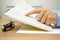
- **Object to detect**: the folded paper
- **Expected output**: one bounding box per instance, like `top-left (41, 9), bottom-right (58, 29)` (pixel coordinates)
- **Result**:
top-left (5, 0), bottom-right (52, 31)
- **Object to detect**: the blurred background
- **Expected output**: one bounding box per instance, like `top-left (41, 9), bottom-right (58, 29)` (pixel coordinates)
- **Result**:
top-left (0, 0), bottom-right (60, 17)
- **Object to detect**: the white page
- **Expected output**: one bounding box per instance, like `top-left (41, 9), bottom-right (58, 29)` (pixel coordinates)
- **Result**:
top-left (5, 0), bottom-right (52, 31)
top-left (16, 29), bottom-right (60, 34)
top-left (16, 25), bottom-right (60, 34)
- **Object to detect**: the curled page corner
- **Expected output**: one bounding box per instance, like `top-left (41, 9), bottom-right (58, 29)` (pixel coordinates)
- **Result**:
top-left (5, 0), bottom-right (53, 32)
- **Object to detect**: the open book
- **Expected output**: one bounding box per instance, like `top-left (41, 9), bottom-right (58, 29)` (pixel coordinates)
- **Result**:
top-left (5, 0), bottom-right (53, 31)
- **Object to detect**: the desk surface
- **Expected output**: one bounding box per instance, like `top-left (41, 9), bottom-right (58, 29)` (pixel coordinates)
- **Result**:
top-left (0, 17), bottom-right (60, 40)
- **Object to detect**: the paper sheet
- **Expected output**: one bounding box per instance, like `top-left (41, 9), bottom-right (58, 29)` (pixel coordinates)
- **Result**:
top-left (16, 25), bottom-right (60, 34)
top-left (5, 0), bottom-right (52, 31)
top-left (16, 29), bottom-right (60, 34)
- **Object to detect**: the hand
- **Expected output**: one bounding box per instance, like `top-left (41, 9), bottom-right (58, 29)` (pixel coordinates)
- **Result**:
top-left (25, 8), bottom-right (58, 26)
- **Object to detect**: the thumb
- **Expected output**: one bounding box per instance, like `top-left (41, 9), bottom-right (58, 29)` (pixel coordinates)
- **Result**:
top-left (25, 9), bottom-right (41, 16)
